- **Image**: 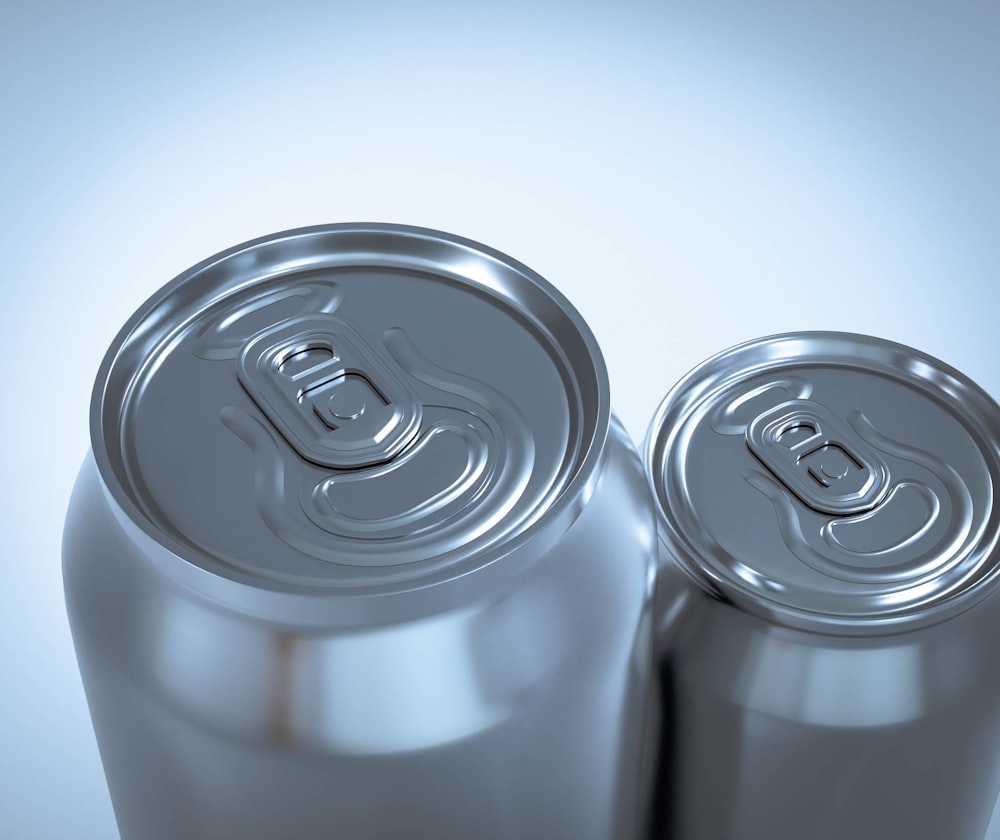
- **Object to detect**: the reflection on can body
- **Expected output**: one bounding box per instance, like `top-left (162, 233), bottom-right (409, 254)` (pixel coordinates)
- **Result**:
top-left (644, 332), bottom-right (1000, 840)
top-left (64, 224), bottom-right (657, 840)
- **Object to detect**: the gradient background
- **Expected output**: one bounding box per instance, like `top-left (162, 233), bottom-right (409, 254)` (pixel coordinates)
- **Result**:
top-left (3, 1), bottom-right (999, 837)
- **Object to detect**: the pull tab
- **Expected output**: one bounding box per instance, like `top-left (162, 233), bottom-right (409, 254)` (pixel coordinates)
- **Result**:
top-left (746, 399), bottom-right (890, 515)
top-left (237, 315), bottom-right (422, 469)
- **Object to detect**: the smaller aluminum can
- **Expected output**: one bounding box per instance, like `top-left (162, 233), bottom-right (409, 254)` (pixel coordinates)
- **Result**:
top-left (643, 332), bottom-right (1000, 840)
top-left (63, 224), bottom-right (656, 840)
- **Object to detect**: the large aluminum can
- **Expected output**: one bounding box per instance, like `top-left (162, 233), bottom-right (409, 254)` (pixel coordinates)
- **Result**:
top-left (63, 224), bottom-right (656, 840)
top-left (643, 332), bottom-right (1000, 840)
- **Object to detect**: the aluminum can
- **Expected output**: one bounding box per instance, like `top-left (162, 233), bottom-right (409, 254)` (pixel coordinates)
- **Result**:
top-left (642, 332), bottom-right (1000, 840)
top-left (63, 223), bottom-right (656, 840)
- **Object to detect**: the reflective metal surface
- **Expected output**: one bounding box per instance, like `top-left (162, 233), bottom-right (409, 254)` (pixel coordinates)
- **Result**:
top-left (64, 224), bottom-right (657, 839)
top-left (643, 332), bottom-right (1000, 840)
top-left (98, 223), bottom-right (606, 587)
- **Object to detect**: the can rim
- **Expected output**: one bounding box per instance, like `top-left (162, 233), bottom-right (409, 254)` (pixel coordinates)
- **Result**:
top-left (643, 330), bottom-right (1000, 636)
top-left (89, 223), bottom-right (611, 622)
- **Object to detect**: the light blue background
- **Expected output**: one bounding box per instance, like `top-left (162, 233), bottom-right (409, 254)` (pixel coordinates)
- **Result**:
top-left (3, 1), bottom-right (998, 837)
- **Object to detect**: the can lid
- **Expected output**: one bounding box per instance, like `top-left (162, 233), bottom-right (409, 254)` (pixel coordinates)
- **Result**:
top-left (645, 332), bottom-right (1000, 634)
top-left (93, 224), bottom-right (608, 597)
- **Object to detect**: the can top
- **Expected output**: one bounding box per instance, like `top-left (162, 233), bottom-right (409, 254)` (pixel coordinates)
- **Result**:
top-left (645, 332), bottom-right (1000, 634)
top-left (93, 224), bottom-right (609, 603)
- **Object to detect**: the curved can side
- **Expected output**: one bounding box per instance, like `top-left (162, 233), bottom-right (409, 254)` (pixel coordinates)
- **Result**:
top-left (642, 332), bottom-right (1000, 840)
top-left (645, 559), bottom-right (1000, 839)
top-left (63, 224), bottom-right (658, 840)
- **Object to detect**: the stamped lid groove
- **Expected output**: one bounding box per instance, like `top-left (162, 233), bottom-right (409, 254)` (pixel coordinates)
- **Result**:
top-left (645, 332), bottom-right (1000, 634)
top-left (92, 224), bottom-right (609, 596)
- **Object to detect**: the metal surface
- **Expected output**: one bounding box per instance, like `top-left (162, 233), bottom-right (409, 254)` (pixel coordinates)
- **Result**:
top-left (64, 224), bottom-right (657, 840)
top-left (643, 332), bottom-right (1000, 840)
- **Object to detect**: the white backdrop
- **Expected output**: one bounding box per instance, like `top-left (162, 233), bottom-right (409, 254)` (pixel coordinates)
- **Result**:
top-left (2, 2), bottom-right (998, 837)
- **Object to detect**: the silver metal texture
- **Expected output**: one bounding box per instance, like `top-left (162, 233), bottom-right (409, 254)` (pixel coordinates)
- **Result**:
top-left (643, 331), bottom-right (1000, 840)
top-left (63, 223), bottom-right (657, 840)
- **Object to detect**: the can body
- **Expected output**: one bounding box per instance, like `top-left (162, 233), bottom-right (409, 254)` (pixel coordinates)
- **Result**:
top-left (643, 332), bottom-right (1000, 840)
top-left (647, 560), bottom-right (1000, 839)
top-left (63, 224), bottom-right (657, 840)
